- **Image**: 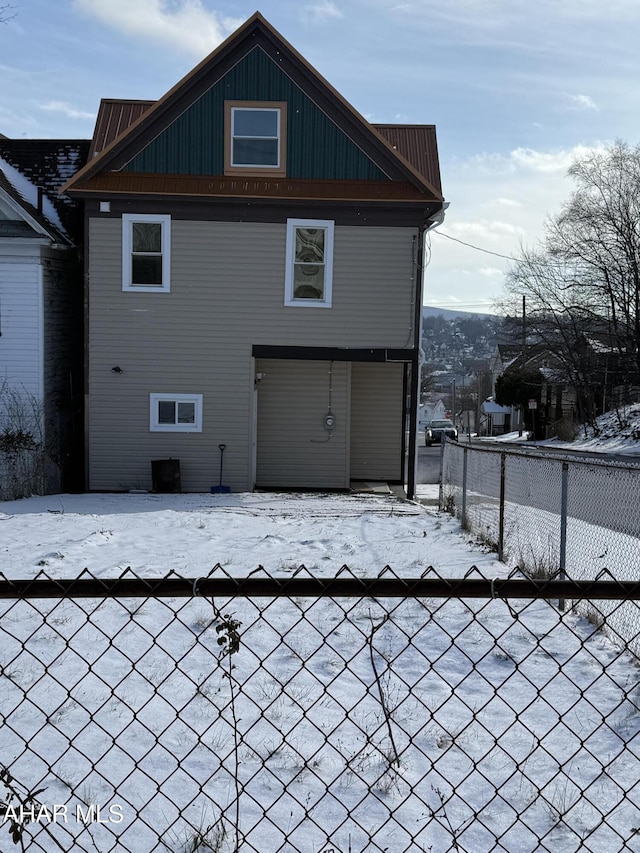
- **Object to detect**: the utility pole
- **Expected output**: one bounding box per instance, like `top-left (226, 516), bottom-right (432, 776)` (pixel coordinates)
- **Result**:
top-left (452, 379), bottom-right (456, 428)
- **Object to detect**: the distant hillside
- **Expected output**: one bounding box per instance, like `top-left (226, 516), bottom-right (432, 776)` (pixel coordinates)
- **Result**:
top-left (422, 307), bottom-right (503, 377)
top-left (423, 305), bottom-right (495, 321)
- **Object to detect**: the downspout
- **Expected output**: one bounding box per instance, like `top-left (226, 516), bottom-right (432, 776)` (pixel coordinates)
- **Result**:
top-left (407, 204), bottom-right (447, 501)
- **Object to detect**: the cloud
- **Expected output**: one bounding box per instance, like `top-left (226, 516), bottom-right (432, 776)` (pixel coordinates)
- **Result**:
top-left (303, 1), bottom-right (343, 20)
top-left (565, 93), bottom-right (598, 111)
top-left (469, 144), bottom-right (608, 176)
top-left (493, 197), bottom-right (522, 208)
top-left (448, 220), bottom-right (525, 239)
top-left (40, 101), bottom-right (95, 121)
top-left (478, 266), bottom-right (504, 278)
top-left (72, 0), bottom-right (244, 58)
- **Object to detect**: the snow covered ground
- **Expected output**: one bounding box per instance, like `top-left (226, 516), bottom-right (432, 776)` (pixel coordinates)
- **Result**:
top-left (1, 491), bottom-right (639, 852)
top-left (490, 402), bottom-right (640, 456)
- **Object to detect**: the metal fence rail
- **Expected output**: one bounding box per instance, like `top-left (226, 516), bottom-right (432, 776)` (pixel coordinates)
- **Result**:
top-left (441, 440), bottom-right (640, 656)
top-left (1, 568), bottom-right (640, 852)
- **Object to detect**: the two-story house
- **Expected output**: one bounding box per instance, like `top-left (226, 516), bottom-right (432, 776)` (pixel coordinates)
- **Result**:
top-left (62, 12), bottom-right (444, 497)
top-left (0, 137), bottom-right (88, 494)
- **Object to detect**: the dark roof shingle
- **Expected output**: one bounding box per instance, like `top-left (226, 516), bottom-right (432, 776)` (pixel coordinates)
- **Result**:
top-left (0, 139), bottom-right (89, 242)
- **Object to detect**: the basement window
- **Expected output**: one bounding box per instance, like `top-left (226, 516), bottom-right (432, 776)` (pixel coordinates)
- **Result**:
top-left (150, 394), bottom-right (203, 432)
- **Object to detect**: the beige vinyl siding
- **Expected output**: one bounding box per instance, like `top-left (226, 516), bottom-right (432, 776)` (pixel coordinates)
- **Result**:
top-left (88, 218), bottom-right (415, 491)
top-left (255, 359), bottom-right (349, 489)
top-left (349, 363), bottom-right (403, 481)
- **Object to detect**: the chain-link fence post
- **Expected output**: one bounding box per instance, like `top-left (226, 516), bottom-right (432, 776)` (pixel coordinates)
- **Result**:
top-left (559, 461), bottom-right (569, 611)
top-left (461, 446), bottom-right (468, 529)
top-left (438, 435), bottom-right (445, 508)
top-left (498, 451), bottom-right (506, 561)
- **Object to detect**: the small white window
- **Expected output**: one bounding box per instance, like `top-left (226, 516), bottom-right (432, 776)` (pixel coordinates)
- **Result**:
top-left (284, 219), bottom-right (334, 308)
top-left (150, 394), bottom-right (203, 432)
top-left (123, 214), bottom-right (171, 292)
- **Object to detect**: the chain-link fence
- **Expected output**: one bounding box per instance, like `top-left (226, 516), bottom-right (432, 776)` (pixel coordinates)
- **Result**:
top-left (441, 440), bottom-right (640, 657)
top-left (2, 569), bottom-right (640, 852)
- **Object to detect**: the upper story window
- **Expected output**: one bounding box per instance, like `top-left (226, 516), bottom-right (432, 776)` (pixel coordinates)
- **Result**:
top-left (284, 219), bottom-right (334, 308)
top-left (122, 214), bottom-right (171, 292)
top-left (224, 101), bottom-right (286, 177)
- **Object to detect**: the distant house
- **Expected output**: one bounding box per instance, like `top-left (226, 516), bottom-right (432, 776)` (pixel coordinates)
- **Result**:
top-left (419, 398), bottom-right (447, 425)
top-left (61, 13), bottom-right (444, 496)
top-left (0, 138), bottom-right (88, 493)
top-left (480, 399), bottom-right (512, 436)
top-left (489, 343), bottom-right (581, 437)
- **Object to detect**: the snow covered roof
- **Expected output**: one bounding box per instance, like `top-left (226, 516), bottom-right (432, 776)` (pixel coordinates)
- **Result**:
top-left (0, 156), bottom-right (68, 243)
top-left (481, 400), bottom-right (511, 415)
top-left (0, 138), bottom-right (89, 244)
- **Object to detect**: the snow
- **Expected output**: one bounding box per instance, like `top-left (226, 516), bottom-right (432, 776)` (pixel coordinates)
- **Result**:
top-left (0, 155), bottom-right (66, 235)
top-left (56, 147), bottom-right (82, 182)
top-left (1, 490), bottom-right (639, 852)
top-left (487, 402), bottom-right (640, 456)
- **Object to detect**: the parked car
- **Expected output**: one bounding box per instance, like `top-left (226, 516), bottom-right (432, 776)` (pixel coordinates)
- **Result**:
top-left (425, 419), bottom-right (458, 446)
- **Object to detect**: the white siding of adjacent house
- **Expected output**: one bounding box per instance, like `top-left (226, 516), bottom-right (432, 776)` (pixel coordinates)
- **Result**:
top-left (0, 246), bottom-right (44, 405)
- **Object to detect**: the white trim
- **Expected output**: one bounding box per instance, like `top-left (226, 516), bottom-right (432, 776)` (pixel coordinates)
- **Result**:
top-left (122, 214), bottom-right (171, 292)
top-left (284, 219), bottom-right (334, 308)
top-left (0, 188), bottom-right (55, 242)
top-left (37, 261), bottom-right (44, 406)
top-left (149, 393), bottom-right (203, 432)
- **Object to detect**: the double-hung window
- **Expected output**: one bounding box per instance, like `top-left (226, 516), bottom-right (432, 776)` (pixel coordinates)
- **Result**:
top-left (149, 394), bottom-right (203, 432)
top-left (122, 214), bottom-right (171, 292)
top-left (225, 101), bottom-right (286, 176)
top-left (284, 219), bottom-right (334, 307)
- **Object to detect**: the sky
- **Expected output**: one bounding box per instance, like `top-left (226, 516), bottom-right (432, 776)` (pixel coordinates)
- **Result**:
top-left (2, 1), bottom-right (640, 313)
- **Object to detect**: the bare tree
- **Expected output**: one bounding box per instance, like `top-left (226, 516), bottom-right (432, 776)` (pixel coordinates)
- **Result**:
top-left (0, 5), bottom-right (15, 23)
top-left (504, 141), bottom-right (640, 423)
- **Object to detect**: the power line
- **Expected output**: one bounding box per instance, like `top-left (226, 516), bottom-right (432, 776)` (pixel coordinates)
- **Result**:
top-left (432, 230), bottom-right (517, 262)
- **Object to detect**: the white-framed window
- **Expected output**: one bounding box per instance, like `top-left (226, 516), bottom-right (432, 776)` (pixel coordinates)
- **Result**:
top-left (284, 219), bottom-right (334, 307)
top-left (149, 393), bottom-right (203, 432)
top-left (224, 101), bottom-right (286, 176)
top-left (122, 214), bottom-right (171, 292)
